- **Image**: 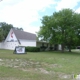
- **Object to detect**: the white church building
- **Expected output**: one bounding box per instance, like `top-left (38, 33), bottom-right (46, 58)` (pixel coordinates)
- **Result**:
top-left (0, 28), bottom-right (36, 50)
top-left (0, 28), bottom-right (61, 50)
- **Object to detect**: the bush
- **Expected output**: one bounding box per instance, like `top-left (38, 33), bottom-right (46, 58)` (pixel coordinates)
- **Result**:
top-left (25, 46), bottom-right (40, 52)
top-left (40, 46), bottom-right (47, 51)
top-left (71, 46), bottom-right (76, 49)
top-left (49, 47), bottom-right (54, 51)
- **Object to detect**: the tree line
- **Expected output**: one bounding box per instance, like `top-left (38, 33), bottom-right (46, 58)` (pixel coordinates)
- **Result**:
top-left (38, 8), bottom-right (80, 52)
top-left (0, 22), bottom-right (23, 41)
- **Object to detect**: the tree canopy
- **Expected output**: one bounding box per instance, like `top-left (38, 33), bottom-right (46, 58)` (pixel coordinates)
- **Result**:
top-left (38, 8), bottom-right (80, 52)
top-left (0, 28), bottom-right (4, 41)
top-left (0, 22), bottom-right (13, 39)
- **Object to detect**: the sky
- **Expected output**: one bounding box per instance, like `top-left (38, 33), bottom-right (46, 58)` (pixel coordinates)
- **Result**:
top-left (0, 0), bottom-right (80, 34)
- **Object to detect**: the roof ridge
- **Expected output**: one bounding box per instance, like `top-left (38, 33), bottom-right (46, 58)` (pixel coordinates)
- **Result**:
top-left (12, 28), bottom-right (36, 35)
top-left (11, 28), bottom-right (36, 40)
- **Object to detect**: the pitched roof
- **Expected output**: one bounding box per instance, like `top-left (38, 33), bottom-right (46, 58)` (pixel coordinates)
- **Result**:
top-left (12, 29), bottom-right (36, 40)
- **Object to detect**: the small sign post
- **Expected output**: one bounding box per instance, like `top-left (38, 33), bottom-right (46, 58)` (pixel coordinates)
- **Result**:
top-left (14, 46), bottom-right (26, 54)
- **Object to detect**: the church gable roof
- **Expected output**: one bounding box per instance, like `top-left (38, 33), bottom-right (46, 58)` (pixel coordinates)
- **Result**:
top-left (12, 29), bottom-right (36, 41)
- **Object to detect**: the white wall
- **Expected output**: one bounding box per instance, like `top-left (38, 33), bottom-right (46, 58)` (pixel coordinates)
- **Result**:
top-left (58, 44), bottom-right (62, 50)
top-left (0, 39), bottom-right (36, 50)
top-left (0, 41), bottom-right (19, 50)
top-left (0, 43), bottom-right (1, 49)
top-left (20, 39), bottom-right (36, 47)
top-left (0, 29), bottom-right (19, 50)
top-left (0, 28), bottom-right (36, 50)
top-left (5, 29), bottom-right (17, 42)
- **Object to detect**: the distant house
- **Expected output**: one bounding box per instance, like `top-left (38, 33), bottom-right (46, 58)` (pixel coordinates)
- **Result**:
top-left (37, 41), bottom-right (61, 51)
top-left (0, 28), bottom-right (62, 50)
top-left (0, 28), bottom-right (36, 50)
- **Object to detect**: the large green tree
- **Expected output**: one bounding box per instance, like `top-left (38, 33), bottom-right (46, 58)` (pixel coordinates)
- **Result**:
top-left (38, 8), bottom-right (80, 52)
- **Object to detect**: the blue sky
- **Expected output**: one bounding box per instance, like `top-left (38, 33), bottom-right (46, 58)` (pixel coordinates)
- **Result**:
top-left (0, 0), bottom-right (80, 34)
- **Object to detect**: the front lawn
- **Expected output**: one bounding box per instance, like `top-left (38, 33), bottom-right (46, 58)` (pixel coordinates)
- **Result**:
top-left (0, 49), bottom-right (80, 80)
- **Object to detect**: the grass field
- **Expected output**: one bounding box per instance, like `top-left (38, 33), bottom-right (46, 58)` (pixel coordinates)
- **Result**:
top-left (0, 49), bottom-right (80, 80)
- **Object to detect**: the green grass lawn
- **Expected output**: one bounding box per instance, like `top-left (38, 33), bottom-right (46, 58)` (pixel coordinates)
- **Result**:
top-left (0, 49), bottom-right (80, 80)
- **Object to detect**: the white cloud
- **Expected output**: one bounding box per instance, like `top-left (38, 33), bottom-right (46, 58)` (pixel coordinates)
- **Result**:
top-left (0, 0), bottom-right (56, 34)
top-left (1, 0), bottom-right (80, 34)
top-left (24, 25), bottom-right (40, 35)
top-left (56, 0), bottom-right (80, 11)
top-left (75, 7), bottom-right (80, 13)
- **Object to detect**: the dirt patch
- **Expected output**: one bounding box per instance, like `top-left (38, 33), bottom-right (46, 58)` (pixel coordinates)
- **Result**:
top-left (0, 58), bottom-right (73, 79)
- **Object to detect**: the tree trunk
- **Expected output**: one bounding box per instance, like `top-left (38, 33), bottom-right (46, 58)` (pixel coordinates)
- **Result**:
top-left (61, 44), bottom-right (65, 52)
top-left (69, 48), bottom-right (71, 52)
top-left (61, 29), bottom-right (65, 52)
top-left (68, 45), bottom-right (71, 52)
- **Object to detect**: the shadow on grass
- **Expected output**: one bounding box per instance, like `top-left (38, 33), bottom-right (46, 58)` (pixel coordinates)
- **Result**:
top-left (37, 50), bottom-right (80, 56)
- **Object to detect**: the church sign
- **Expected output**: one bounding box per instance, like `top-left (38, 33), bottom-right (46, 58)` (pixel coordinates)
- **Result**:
top-left (14, 46), bottom-right (26, 54)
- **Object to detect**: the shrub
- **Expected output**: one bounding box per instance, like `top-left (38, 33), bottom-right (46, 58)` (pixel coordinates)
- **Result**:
top-left (71, 46), bottom-right (76, 49)
top-left (40, 46), bottom-right (47, 51)
top-left (25, 46), bottom-right (40, 52)
top-left (49, 47), bottom-right (54, 51)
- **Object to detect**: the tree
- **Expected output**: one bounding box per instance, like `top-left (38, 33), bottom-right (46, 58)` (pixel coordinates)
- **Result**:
top-left (0, 22), bottom-right (13, 39)
top-left (13, 27), bottom-right (23, 31)
top-left (0, 28), bottom-right (4, 41)
top-left (38, 8), bottom-right (80, 52)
